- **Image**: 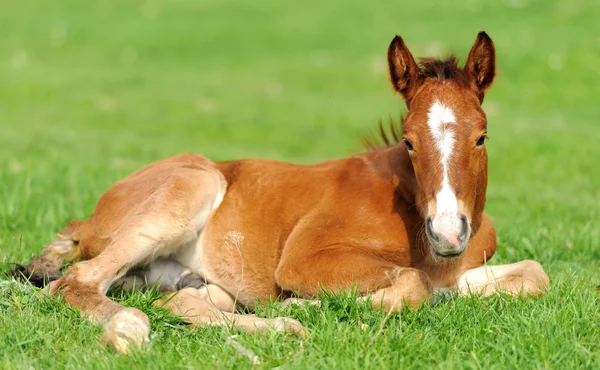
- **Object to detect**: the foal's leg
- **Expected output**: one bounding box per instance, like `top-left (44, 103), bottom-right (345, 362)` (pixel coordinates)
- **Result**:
top-left (456, 260), bottom-right (549, 297)
top-left (276, 245), bottom-right (434, 312)
top-left (443, 214), bottom-right (547, 297)
top-left (359, 268), bottom-right (434, 310)
top-left (13, 221), bottom-right (84, 286)
top-left (157, 285), bottom-right (307, 335)
top-left (48, 166), bottom-right (225, 353)
top-left (48, 230), bottom-right (175, 353)
top-left (280, 298), bottom-right (322, 308)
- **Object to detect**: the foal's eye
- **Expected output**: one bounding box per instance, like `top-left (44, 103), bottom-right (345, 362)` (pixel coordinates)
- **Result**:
top-left (403, 139), bottom-right (414, 151)
top-left (476, 135), bottom-right (486, 146)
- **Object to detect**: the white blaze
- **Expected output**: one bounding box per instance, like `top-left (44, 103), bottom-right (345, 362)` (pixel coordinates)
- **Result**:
top-left (427, 101), bottom-right (460, 236)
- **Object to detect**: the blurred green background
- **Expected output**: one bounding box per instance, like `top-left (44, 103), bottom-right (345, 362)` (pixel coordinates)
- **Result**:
top-left (1, 0), bottom-right (598, 368)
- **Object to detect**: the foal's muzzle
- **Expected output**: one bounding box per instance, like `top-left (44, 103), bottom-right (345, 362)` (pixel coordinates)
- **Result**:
top-left (425, 214), bottom-right (470, 257)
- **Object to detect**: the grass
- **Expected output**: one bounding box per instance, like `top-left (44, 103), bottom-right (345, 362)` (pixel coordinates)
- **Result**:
top-left (1, 0), bottom-right (599, 368)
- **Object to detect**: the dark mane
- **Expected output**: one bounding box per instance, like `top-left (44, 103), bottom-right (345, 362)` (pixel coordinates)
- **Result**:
top-left (362, 56), bottom-right (469, 150)
top-left (418, 55), bottom-right (469, 88)
top-left (361, 115), bottom-right (405, 151)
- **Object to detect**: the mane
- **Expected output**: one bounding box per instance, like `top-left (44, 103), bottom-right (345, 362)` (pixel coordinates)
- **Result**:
top-left (361, 115), bottom-right (405, 151)
top-left (362, 55), bottom-right (468, 150)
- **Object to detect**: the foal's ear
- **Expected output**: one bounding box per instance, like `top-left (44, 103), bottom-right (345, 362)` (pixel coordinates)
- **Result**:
top-left (387, 35), bottom-right (423, 106)
top-left (465, 31), bottom-right (496, 102)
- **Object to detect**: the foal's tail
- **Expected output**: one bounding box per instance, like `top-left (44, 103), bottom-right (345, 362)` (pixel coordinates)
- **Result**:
top-left (12, 220), bottom-right (84, 287)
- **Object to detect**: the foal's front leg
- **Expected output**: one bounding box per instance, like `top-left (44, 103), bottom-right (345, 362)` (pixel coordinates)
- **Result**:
top-left (456, 260), bottom-right (549, 297)
top-left (276, 244), bottom-right (434, 312)
top-left (445, 214), bottom-right (548, 297)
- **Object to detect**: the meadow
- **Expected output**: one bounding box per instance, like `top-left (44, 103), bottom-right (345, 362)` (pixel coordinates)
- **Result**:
top-left (1, 0), bottom-right (599, 368)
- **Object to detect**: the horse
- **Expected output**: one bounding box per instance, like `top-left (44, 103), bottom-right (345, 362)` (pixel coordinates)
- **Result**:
top-left (14, 31), bottom-right (549, 353)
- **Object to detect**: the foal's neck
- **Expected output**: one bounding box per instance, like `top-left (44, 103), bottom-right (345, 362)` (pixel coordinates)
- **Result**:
top-left (365, 144), bottom-right (419, 207)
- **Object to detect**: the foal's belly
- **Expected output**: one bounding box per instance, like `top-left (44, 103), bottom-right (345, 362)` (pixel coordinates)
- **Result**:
top-left (175, 214), bottom-right (283, 308)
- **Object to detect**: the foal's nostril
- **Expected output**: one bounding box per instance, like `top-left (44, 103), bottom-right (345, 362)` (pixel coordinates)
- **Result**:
top-left (426, 217), bottom-right (439, 242)
top-left (457, 214), bottom-right (469, 243)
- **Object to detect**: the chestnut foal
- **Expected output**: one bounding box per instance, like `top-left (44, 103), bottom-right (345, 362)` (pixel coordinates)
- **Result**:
top-left (16, 32), bottom-right (548, 353)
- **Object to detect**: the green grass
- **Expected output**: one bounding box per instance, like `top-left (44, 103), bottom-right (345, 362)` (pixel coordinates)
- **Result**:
top-left (1, 0), bottom-right (599, 368)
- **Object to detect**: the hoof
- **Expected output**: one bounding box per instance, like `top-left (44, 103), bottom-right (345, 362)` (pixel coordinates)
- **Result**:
top-left (280, 298), bottom-right (322, 308)
top-left (102, 308), bottom-right (150, 353)
top-left (46, 280), bottom-right (60, 294)
top-left (176, 273), bottom-right (206, 290)
top-left (269, 317), bottom-right (308, 337)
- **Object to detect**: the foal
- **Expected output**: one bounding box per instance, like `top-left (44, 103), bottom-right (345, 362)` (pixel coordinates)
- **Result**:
top-left (15, 32), bottom-right (548, 353)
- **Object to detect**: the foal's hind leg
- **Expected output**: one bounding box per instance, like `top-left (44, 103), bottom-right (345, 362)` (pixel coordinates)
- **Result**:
top-left (13, 221), bottom-right (83, 286)
top-left (48, 166), bottom-right (226, 353)
top-left (456, 260), bottom-right (549, 297)
top-left (156, 285), bottom-right (306, 335)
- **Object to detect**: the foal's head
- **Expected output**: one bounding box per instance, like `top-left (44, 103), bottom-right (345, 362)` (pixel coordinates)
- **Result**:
top-left (388, 32), bottom-right (496, 258)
